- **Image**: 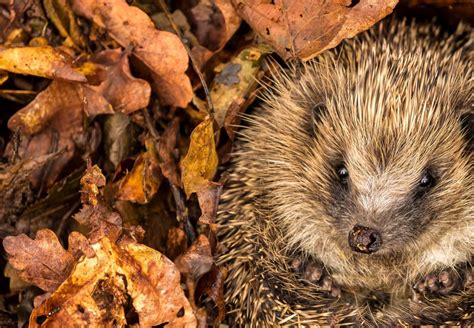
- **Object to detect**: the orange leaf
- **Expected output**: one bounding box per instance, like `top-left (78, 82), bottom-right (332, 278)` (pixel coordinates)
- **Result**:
top-left (180, 118), bottom-right (218, 198)
top-left (0, 46), bottom-right (86, 81)
top-left (29, 236), bottom-right (196, 327)
top-left (3, 229), bottom-right (75, 292)
top-left (116, 139), bottom-right (162, 204)
top-left (72, 0), bottom-right (193, 107)
top-left (233, 0), bottom-right (398, 60)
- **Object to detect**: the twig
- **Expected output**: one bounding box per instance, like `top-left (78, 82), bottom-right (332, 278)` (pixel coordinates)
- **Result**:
top-left (170, 183), bottom-right (196, 244)
top-left (142, 107), bottom-right (160, 141)
top-left (37, 129), bottom-right (59, 197)
top-left (0, 90), bottom-right (37, 95)
top-left (55, 200), bottom-right (80, 238)
top-left (156, 0), bottom-right (215, 118)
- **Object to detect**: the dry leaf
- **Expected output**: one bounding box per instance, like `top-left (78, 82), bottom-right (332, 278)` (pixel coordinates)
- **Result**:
top-left (169, 0), bottom-right (241, 68)
top-left (188, 0), bottom-right (241, 51)
top-left (29, 236), bottom-right (197, 327)
top-left (0, 46), bottom-right (86, 81)
top-left (175, 235), bottom-right (213, 283)
top-left (72, 0), bottom-right (193, 107)
top-left (158, 117), bottom-right (182, 187)
top-left (116, 139), bottom-right (162, 204)
top-left (7, 80), bottom-right (111, 187)
top-left (3, 229), bottom-right (75, 292)
top-left (6, 49), bottom-right (149, 187)
top-left (5, 165), bottom-right (197, 327)
top-left (211, 45), bottom-right (270, 128)
top-left (166, 227), bottom-right (188, 261)
top-left (196, 265), bottom-right (227, 326)
top-left (75, 164), bottom-right (122, 242)
top-left (103, 113), bottom-right (139, 171)
top-left (196, 182), bottom-right (222, 225)
top-left (43, 0), bottom-right (86, 49)
top-left (88, 49), bottom-right (151, 114)
top-left (79, 163), bottom-right (106, 206)
top-left (0, 153), bottom-right (58, 224)
top-left (233, 0), bottom-right (398, 60)
top-left (180, 118), bottom-right (218, 198)
top-left (175, 235), bottom-right (213, 303)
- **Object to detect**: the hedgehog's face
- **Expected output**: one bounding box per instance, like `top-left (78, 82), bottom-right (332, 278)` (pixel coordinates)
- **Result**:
top-left (298, 106), bottom-right (472, 267)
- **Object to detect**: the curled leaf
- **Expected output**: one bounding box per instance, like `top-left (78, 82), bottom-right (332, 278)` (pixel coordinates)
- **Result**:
top-left (116, 139), bottom-right (162, 204)
top-left (180, 118), bottom-right (218, 198)
top-left (0, 46), bottom-right (86, 81)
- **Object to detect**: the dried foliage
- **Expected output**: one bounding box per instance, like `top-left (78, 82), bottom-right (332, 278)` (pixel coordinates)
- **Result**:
top-left (0, 0), bottom-right (467, 326)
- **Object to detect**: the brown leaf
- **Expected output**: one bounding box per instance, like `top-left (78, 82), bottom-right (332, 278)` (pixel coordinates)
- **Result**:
top-left (196, 182), bottom-right (222, 225)
top-left (189, 0), bottom-right (241, 51)
top-left (102, 113), bottom-right (139, 171)
top-left (196, 265), bottom-right (227, 326)
top-left (89, 49), bottom-right (151, 114)
top-left (232, 0), bottom-right (398, 60)
top-left (116, 139), bottom-right (162, 204)
top-left (43, 0), bottom-right (86, 49)
top-left (210, 45), bottom-right (270, 129)
top-left (3, 229), bottom-right (75, 292)
top-left (166, 227), bottom-right (188, 261)
top-left (68, 231), bottom-right (95, 259)
top-left (0, 153), bottom-right (58, 224)
top-left (79, 163), bottom-right (106, 207)
top-left (158, 117), bottom-right (182, 187)
top-left (180, 118), bottom-right (218, 198)
top-left (7, 80), bottom-right (112, 187)
top-left (75, 164), bottom-right (122, 242)
top-left (175, 235), bottom-right (213, 306)
top-left (175, 235), bottom-right (213, 281)
top-left (29, 236), bottom-right (197, 327)
top-left (74, 203), bottom-right (122, 245)
top-left (72, 0), bottom-right (193, 107)
top-left (0, 46), bottom-right (86, 81)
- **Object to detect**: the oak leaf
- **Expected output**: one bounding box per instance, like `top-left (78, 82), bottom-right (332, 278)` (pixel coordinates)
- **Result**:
top-left (3, 229), bottom-right (75, 293)
top-left (72, 0), bottom-right (193, 107)
top-left (28, 236), bottom-right (196, 327)
top-left (232, 0), bottom-right (398, 60)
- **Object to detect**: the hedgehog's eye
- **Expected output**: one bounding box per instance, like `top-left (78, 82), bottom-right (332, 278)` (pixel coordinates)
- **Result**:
top-left (418, 170), bottom-right (435, 188)
top-left (336, 165), bottom-right (349, 182)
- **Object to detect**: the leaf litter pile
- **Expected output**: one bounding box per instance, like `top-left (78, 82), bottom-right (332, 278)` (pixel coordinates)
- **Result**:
top-left (0, 0), bottom-right (469, 327)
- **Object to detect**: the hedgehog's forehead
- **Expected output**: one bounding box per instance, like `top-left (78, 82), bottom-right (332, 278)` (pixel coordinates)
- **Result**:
top-left (314, 105), bottom-right (461, 173)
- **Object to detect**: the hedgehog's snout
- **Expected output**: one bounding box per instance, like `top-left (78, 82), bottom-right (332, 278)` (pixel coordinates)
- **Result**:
top-left (348, 225), bottom-right (382, 254)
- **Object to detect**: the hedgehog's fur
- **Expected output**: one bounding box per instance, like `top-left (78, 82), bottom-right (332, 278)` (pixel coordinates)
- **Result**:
top-left (217, 20), bottom-right (473, 327)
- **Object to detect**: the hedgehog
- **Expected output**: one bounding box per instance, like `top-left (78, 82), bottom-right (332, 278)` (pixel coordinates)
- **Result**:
top-left (216, 19), bottom-right (473, 327)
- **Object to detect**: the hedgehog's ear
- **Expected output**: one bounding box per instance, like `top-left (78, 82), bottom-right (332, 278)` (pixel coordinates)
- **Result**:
top-left (307, 102), bottom-right (327, 138)
top-left (460, 110), bottom-right (473, 153)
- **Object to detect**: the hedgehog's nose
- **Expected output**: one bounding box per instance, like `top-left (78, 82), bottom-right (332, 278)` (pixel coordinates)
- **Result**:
top-left (348, 225), bottom-right (382, 254)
